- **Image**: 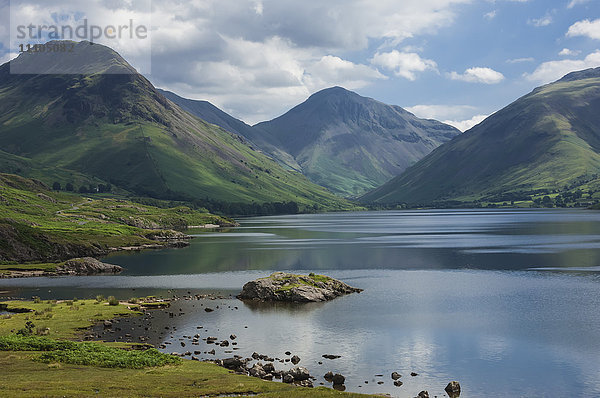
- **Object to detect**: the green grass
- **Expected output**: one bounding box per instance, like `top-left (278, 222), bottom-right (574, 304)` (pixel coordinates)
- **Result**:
top-left (0, 336), bottom-right (182, 369)
top-left (0, 351), bottom-right (371, 398)
top-left (266, 272), bottom-right (334, 293)
top-left (0, 297), bottom-right (375, 398)
top-left (0, 300), bottom-right (139, 339)
top-left (0, 173), bottom-right (234, 263)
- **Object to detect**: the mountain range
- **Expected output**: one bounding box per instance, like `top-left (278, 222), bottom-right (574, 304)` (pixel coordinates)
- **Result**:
top-left (2, 40), bottom-right (600, 211)
top-left (0, 41), bottom-right (349, 211)
top-left (165, 87), bottom-right (460, 197)
top-left (361, 67), bottom-right (600, 205)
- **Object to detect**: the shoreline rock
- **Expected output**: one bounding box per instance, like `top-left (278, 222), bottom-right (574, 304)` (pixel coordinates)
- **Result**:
top-left (0, 257), bottom-right (123, 279)
top-left (56, 257), bottom-right (123, 275)
top-left (237, 272), bottom-right (363, 303)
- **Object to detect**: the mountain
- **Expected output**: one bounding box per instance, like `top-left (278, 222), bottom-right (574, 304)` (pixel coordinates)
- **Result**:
top-left (361, 67), bottom-right (600, 205)
top-left (157, 89), bottom-right (300, 170)
top-left (0, 41), bottom-right (349, 211)
top-left (254, 87), bottom-right (461, 197)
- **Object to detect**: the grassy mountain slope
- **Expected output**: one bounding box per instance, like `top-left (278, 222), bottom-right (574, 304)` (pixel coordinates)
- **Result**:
top-left (255, 87), bottom-right (460, 197)
top-left (0, 173), bottom-right (229, 263)
top-left (157, 89), bottom-right (300, 170)
top-left (0, 41), bottom-right (349, 211)
top-left (0, 148), bottom-right (114, 191)
top-left (361, 67), bottom-right (600, 205)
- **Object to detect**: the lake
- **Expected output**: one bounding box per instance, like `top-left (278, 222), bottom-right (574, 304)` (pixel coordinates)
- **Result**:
top-left (2, 209), bottom-right (600, 397)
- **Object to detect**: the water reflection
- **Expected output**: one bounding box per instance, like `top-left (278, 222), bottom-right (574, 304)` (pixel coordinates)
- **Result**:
top-left (96, 209), bottom-right (600, 275)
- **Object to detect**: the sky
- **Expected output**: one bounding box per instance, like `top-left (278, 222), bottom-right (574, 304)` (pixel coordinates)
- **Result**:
top-left (0, 0), bottom-right (599, 130)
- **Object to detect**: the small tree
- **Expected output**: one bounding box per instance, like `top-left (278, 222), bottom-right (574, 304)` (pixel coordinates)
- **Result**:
top-left (78, 185), bottom-right (88, 194)
top-left (52, 182), bottom-right (61, 191)
top-left (65, 182), bottom-right (74, 192)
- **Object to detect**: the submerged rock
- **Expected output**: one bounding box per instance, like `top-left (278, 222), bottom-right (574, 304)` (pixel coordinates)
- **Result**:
top-left (237, 272), bottom-right (363, 302)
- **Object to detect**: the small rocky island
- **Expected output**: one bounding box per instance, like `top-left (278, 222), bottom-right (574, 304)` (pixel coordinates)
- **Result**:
top-left (237, 272), bottom-right (363, 302)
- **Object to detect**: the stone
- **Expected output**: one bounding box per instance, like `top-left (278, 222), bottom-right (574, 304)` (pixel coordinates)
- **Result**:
top-left (295, 380), bottom-right (314, 388)
top-left (222, 358), bottom-right (244, 370)
top-left (411, 372), bottom-right (418, 376)
top-left (417, 391), bottom-right (429, 398)
top-left (283, 374), bottom-right (294, 383)
top-left (391, 371), bottom-right (401, 380)
top-left (394, 380), bottom-right (403, 387)
top-left (236, 272), bottom-right (363, 302)
top-left (57, 257), bottom-right (123, 275)
top-left (249, 364), bottom-right (266, 379)
top-left (331, 373), bottom-right (345, 385)
top-left (291, 355), bottom-right (301, 364)
top-left (288, 367), bottom-right (311, 381)
top-left (445, 381), bottom-right (461, 397)
top-left (324, 371), bottom-right (334, 381)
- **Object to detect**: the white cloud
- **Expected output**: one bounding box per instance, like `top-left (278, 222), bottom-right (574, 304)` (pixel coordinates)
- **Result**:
top-left (405, 104), bottom-right (477, 120)
top-left (0, 52), bottom-right (17, 65)
top-left (145, 0), bottom-right (473, 121)
top-left (448, 67), bottom-right (505, 84)
top-left (370, 50), bottom-right (438, 80)
top-left (524, 51), bottom-right (600, 83)
top-left (528, 16), bottom-right (553, 27)
top-left (305, 55), bottom-right (387, 90)
top-left (406, 104), bottom-right (487, 132)
top-left (567, 19), bottom-right (600, 40)
top-left (3, 0), bottom-right (493, 122)
top-left (443, 114), bottom-right (488, 132)
top-left (506, 57), bottom-right (534, 64)
top-left (484, 10), bottom-right (497, 20)
top-left (568, 0), bottom-right (591, 9)
top-left (559, 48), bottom-right (580, 56)
top-left (253, 0), bottom-right (264, 15)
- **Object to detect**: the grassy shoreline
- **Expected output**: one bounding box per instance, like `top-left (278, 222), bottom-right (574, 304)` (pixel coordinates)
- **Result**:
top-left (0, 173), bottom-right (237, 266)
top-left (0, 299), bottom-right (374, 397)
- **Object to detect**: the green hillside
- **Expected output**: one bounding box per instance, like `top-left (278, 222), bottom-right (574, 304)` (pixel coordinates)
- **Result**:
top-left (158, 89), bottom-right (301, 171)
top-left (361, 67), bottom-right (600, 206)
top-left (255, 87), bottom-right (460, 197)
top-left (0, 173), bottom-right (231, 263)
top-left (0, 41), bottom-right (350, 212)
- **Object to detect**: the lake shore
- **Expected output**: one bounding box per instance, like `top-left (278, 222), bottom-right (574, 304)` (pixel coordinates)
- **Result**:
top-left (0, 298), bottom-right (375, 398)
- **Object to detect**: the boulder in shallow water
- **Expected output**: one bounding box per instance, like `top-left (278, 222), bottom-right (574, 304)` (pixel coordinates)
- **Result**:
top-left (237, 272), bottom-right (363, 302)
top-left (445, 381), bottom-right (461, 397)
top-left (287, 366), bottom-right (311, 381)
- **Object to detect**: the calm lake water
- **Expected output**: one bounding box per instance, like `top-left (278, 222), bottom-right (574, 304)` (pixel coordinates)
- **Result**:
top-left (2, 209), bottom-right (600, 397)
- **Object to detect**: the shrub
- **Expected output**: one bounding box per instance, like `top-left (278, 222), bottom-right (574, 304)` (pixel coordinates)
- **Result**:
top-left (0, 335), bottom-right (181, 369)
top-left (107, 296), bottom-right (119, 306)
top-left (16, 321), bottom-right (35, 336)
